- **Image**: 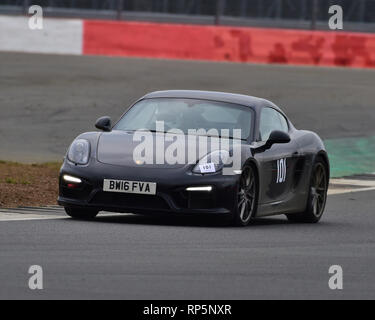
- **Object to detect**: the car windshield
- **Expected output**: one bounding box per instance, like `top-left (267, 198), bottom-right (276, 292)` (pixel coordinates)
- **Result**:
top-left (114, 98), bottom-right (253, 140)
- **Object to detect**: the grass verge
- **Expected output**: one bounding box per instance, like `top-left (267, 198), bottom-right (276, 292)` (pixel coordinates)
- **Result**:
top-left (0, 161), bottom-right (62, 208)
top-left (324, 136), bottom-right (375, 178)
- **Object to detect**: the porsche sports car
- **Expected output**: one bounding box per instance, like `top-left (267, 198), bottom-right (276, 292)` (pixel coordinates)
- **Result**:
top-left (58, 90), bottom-right (329, 226)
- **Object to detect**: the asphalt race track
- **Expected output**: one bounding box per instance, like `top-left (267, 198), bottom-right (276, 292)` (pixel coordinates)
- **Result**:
top-left (1, 52), bottom-right (375, 299)
top-left (1, 52), bottom-right (375, 162)
top-left (0, 190), bottom-right (374, 299)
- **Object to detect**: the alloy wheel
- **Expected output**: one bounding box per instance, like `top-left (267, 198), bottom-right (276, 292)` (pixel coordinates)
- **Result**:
top-left (310, 163), bottom-right (328, 218)
top-left (237, 166), bottom-right (256, 224)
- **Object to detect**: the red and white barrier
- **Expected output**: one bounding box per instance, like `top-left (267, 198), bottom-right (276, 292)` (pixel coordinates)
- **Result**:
top-left (1, 15), bottom-right (375, 69)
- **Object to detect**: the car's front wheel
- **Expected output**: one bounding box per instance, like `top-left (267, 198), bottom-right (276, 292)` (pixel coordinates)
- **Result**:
top-left (232, 164), bottom-right (258, 226)
top-left (286, 158), bottom-right (328, 223)
top-left (64, 207), bottom-right (99, 220)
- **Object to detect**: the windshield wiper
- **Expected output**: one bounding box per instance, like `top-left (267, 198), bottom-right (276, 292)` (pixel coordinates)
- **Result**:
top-left (123, 129), bottom-right (169, 134)
top-left (195, 134), bottom-right (247, 141)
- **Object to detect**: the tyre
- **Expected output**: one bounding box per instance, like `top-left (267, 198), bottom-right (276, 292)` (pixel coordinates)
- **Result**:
top-left (64, 207), bottom-right (99, 220)
top-left (287, 158), bottom-right (328, 223)
top-left (232, 164), bottom-right (258, 226)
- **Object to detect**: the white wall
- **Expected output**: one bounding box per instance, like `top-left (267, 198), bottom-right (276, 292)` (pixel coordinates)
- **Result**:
top-left (0, 15), bottom-right (83, 55)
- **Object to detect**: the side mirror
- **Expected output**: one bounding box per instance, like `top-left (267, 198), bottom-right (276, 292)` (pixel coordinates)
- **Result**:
top-left (266, 130), bottom-right (290, 147)
top-left (95, 116), bottom-right (112, 132)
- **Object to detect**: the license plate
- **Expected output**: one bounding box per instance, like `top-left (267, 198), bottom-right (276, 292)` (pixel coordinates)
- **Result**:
top-left (103, 179), bottom-right (157, 195)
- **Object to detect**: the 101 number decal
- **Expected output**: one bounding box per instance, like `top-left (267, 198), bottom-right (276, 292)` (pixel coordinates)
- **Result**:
top-left (276, 158), bottom-right (287, 183)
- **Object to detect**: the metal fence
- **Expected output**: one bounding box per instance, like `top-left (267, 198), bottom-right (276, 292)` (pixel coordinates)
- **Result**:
top-left (1, 0), bottom-right (375, 27)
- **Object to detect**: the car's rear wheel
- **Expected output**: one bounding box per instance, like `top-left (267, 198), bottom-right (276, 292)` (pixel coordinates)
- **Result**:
top-left (232, 164), bottom-right (258, 226)
top-left (64, 207), bottom-right (99, 220)
top-left (286, 158), bottom-right (328, 223)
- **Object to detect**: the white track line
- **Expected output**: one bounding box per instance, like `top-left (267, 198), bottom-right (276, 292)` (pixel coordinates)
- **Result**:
top-left (328, 186), bottom-right (375, 195)
top-left (0, 210), bottom-right (130, 222)
top-left (0, 213), bottom-right (68, 222)
top-left (328, 178), bottom-right (375, 195)
top-left (330, 179), bottom-right (375, 187)
top-left (0, 206), bottom-right (66, 222)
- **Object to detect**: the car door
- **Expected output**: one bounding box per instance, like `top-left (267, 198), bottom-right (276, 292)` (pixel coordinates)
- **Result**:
top-left (257, 107), bottom-right (300, 207)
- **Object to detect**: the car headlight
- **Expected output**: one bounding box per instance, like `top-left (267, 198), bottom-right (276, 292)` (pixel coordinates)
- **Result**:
top-left (68, 139), bottom-right (90, 165)
top-left (193, 150), bottom-right (230, 174)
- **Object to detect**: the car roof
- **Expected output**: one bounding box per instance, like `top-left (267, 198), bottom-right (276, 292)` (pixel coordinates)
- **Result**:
top-left (141, 90), bottom-right (281, 112)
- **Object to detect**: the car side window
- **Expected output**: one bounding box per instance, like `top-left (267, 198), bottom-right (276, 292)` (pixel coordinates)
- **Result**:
top-left (277, 112), bottom-right (289, 133)
top-left (259, 107), bottom-right (289, 141)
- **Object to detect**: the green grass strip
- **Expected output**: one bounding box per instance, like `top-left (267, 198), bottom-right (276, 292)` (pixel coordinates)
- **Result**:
top-left (324, 136), bottom-right (375, 178)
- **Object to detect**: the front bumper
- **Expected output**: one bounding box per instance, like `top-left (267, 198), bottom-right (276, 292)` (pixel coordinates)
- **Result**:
top-left (58, 159), bottom-right (239, 215)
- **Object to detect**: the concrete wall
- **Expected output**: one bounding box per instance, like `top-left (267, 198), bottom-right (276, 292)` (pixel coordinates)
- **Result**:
top-left (0, 15), bottom-right (82, 55)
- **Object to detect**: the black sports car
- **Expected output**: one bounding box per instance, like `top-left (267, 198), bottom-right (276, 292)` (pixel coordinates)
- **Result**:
top-left (58, 90), bottom-right (329, 226)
